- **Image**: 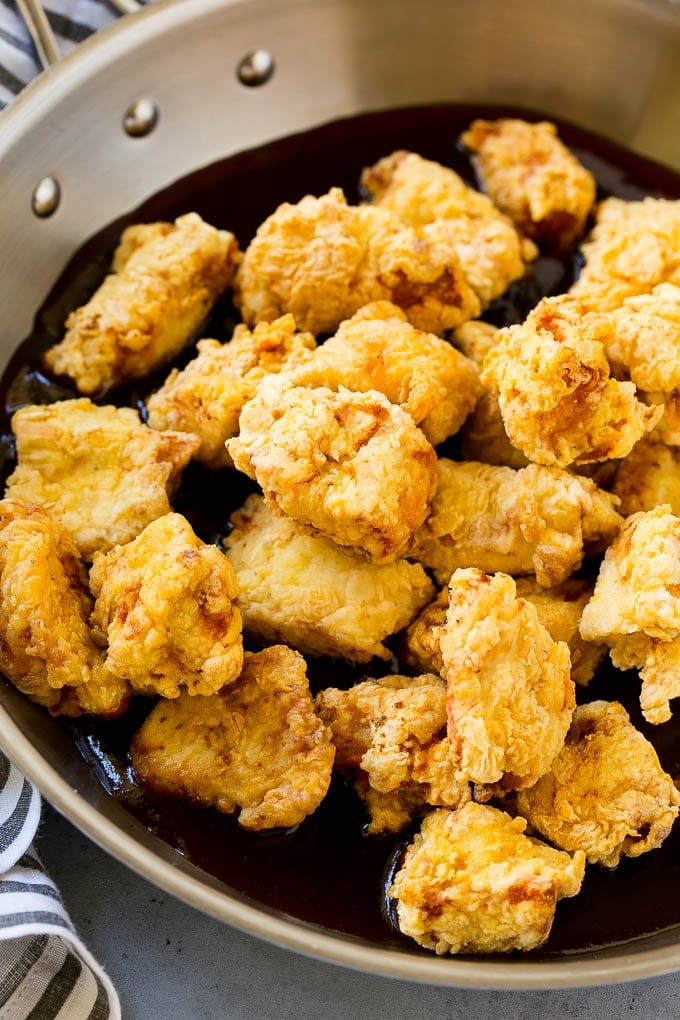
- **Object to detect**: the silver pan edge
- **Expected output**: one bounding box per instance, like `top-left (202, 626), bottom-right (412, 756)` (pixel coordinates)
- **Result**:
top-left (1, 0), bottom-right (679, 988)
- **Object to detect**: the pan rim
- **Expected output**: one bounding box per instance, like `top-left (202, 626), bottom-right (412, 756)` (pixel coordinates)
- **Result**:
top-left (1, 0), bottom-right (680, 989)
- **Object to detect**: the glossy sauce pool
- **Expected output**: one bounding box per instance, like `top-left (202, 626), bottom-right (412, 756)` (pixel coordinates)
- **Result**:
top-left (4, 105), bottom-right (680, 959)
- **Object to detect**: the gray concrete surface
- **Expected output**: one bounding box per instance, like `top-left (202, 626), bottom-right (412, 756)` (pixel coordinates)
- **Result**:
top-left (37, 806), bottom-right (680, 1019)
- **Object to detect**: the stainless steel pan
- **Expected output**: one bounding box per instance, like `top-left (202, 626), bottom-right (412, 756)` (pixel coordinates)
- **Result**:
top-left (1, 0), bottom-right (680, 989)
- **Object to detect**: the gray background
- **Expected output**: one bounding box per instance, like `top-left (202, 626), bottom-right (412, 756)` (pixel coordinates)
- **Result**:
top-left (37, 807), bottom-right (680, 1020)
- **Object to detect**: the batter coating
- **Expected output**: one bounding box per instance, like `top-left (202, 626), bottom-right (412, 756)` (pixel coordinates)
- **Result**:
top-left (390, 803), bottom-right (585, 955)
top-left (130, 646), bottom-right (334, 831)
top-left (44, 213), bottom-right (239, 394)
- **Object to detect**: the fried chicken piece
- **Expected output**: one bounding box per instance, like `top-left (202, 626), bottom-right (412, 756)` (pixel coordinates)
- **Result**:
top-left (613, 439), bottom-right (680, 516)
top-left (316, 674), bottom-right (469, 834)
top-left (515, 701), bottom-right (680, 868)
top-left (0, 499), bottom-right (129, 716)
top-left (234, 187), bottom-right (480, 336)
top-left (5, 399), bottom-right (199, 560)
top-left (361, 151), bottom-right (537, 309)
top-left (440, 569), bottom-right (575, 790)
top-left (570, 197), bottom-right (680, 312)
top-left (403, 577), bottom-right (604, 687)
top-left (89, 513), bottom-right (242, 699)
top-left (460, 119), bottom-right (596, 249)
top-left (227, 383), bottom-right (437, 563)
top-left (224, 495), bottom-right (433, 662)
top-left (580, 505), bottom-right (680, 723)
top-left (410, 458), bottom-right (622, 588)
top-left (390, 803), bottom-right (585, 955)
top-left (453, 320), bottom-right (529, 468)
top-left (481, 294), bottom-right (661, 468)
top-left (43, 213), bottom-right (239, 395)
top-left (514, 577), bottom-right (606, 687)
top-left (452, 319), bottom-right (501, 368)
top-left (279, 302), bottom-right (481, 446)
top-left (606, 284), bottom-right (680, 391)
top-left (642, 391), bottom-right (680, 446)
top-left (146, 315), bottom-right (316, 468)
top-left (130, 645), bottom-right (334, 831)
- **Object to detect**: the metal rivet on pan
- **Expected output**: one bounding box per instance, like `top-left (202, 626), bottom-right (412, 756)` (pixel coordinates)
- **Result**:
top-left (31, 176), bottom-right (60, 218)
top-left (237, 49), bottom-right (275, 87)
top-left (123, 98), bottom-right (159, 138)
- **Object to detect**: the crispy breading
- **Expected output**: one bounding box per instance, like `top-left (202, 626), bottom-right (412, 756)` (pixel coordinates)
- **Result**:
top-left (224, 495), bottom-right (434, 662)
top-left (570, 197), bottom-right (680, 312)
top-left (613, 439), bottom-right (680, 516)
top-left (89, 513), bottom-right (242, 699)
top-left (146, 315), bottom-right (316, 468)
top-left (390, 803), bottom-right (585, 954)
top-left (403, 577), bottom-right (604, 687)
top-left (227, 382), bottom-right (437, 563)
top-left (440, 569), bottom-right (575, 790)
top-left (640, 391), bottom-right (680, 446)
top-left (5, 399), bottom-right (199, 560)
top-left (452, 319), bottom-right (502, 368)
top-left (514, 577), bottom-right (606, 687)
top-left (410, 458), bottom-right (622, 588)
top-left (130, 645), bottom-right (334, 831)
top-left (579, 505), bottom-right (680, 723)
top-left (316, 674), bottom-right (469, 834)
top-left (453, 320), bottom-right (529, 468)
top-left (361, 150), bottom-right (537, 308)
top-left (460, 119), bottom-right (596, 249)
top-left (481, 294), bottom-right (661, 467)
top-left (0, 499), bottom-right (129, 716)
top-left (43, 214), bottom-right (239, 395)
top-left (515, 463), bottom-right (623, 588)
top-left (278, 302), bottom-right (481, 446)
top-left (515, 701), bottom-right (680, 868)
top-left (234, 187), bottom-right (480, 335)
top-left (606, 283), bottom-right (680, 392)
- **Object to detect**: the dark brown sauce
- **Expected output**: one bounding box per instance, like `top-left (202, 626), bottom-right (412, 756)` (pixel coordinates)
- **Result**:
top-left (5, 104), bottom-right (680, 959)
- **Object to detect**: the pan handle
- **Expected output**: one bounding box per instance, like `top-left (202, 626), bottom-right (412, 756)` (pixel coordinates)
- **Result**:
top-left (15, 0), bottom-right (143, 70)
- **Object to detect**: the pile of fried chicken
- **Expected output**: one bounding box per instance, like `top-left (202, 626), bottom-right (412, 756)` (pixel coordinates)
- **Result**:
top-left (4, 117), bottom-right (680, 957)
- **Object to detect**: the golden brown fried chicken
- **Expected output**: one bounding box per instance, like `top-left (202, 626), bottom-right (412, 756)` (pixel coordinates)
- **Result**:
top-left (279, 302), bottom-right (481, 446)
top-left (316, 674), bottom-right (469, 834)
top-left (453, 320), bottom-right (529, 468)
top-left (390, 803), bottom-right (585, 954)
top-left (361, 150), bottom-right (537, 308)
top-left (5, 399), bottom-right (199, 560)
top-left (606, 283), bottom-right (680, 392)
top-left (481, 294), bottom-right (661, 468)
top-left (0, 499), bottom-right (129, 716)
top-left (146, 314), bottom-right (316, 469)
top-left (515, 701), bottom-right (680, 868)
top-left (513, 577), bottom-right (606, 687)
top-left (460, 119), bottom-right (596, 249)
top-left (234, 187), bottom-right (480, 335)
top-left (43, 213), bottom-right (239, 395)
top-left (410, 458), bottom-right (622, 588)
top-left (227, 382), bottom-right (437, 563)
top-left (224, 495), bottom-right (433, 662)
top-left (452, 319), bottom-right (501, 367)
top-left (580, 505), bottom-right (680, 724)
top-left (440, 569), bottom-right (574, 790)
top-left (642, 391), bottom-right (680, 446)
top-left (403, 576), bottom-right (604, 687)
top-left (130, 645), bottom-right (334, 831)
top-left (570, 197), bottom-right (680, 312)
top-left (613, 439), bottom-right (680, 516)
top-left (89, 513), bottom-right (242, 699)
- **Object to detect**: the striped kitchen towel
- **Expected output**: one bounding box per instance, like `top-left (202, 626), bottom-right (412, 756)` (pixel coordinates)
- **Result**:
top-left (0, 0), bottom-right (147, 109)
top-left (0, 757), bottom-right (121, 1019)
top-left (0, 4), bottom-right (135, 1014)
